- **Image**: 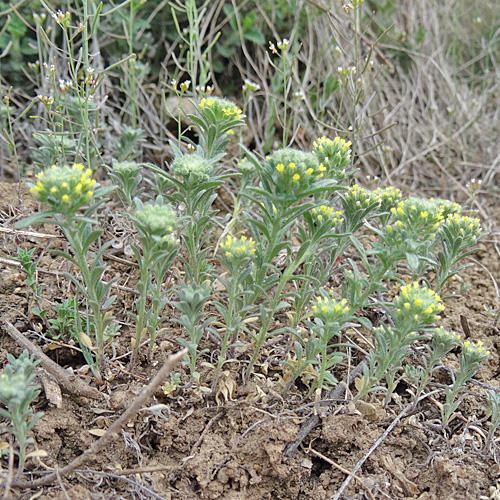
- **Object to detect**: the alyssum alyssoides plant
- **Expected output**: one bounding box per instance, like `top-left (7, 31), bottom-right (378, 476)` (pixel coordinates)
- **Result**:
top-left (127, 196), bottom-right (181, 369)
top-left (145, 96), bottom-right (246, 286)
top-left (0, 350), bottom-right (44, 479)
top-left (16, 163), bottom-right (116, 383)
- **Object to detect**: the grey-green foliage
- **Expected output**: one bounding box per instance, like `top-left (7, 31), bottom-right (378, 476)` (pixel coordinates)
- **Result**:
top-left (0, 350), bottom-right (44, 474)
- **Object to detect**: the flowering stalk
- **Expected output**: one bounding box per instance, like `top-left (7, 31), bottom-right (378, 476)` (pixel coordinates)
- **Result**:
top-left (244, 223), bottom-right (344, 381)
top-left (240, 145), bottom-right (348, 379)
top-left (172, 282), bottom-right (213, 384)
top-left (433, 214), bottom-right (483, 292)
top-left (225, 158), bottom-right (256, 235)
top-left (305, 292), bottom-right (354, 397)
top-left (440, 340), bottom-right (489, 426)
top-left (341, 184), bottom-right (381, 233)
top-left (289, 206), bottom-right (348, 329)
top-left (189, 97), bottom-right (246, 159)
top-left (16, 164), bottom-right (116, 382)
top-left (145, 98), bottom-right (245, 284)
top-left (356, 282), bottom-right (445, 405)
top-left (128, 197), bottom-right (180, 369)
top-left (405, 327), bottom-right (461, 408)
top-left (244, 147), bottom-right (342, 302)
top-left (210, 235), bottom-right (256, 392)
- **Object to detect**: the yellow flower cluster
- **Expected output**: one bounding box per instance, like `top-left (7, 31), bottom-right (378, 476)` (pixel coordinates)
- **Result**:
top-left (463, 339), bottom-right (490, 359)
top-left (434, 327), bottom-right (460, 344)
top-left (344, 184), bottom-right (380, 210)
top-left (199, 97), bottom-right (243, 120)
top-left (275, 160), bottom-right (326, 182)
top-left (430, 198), bottom-right (462, 218)
top-left (462, 340), bottom-right (490, 364)
top-left (312, 136), bottom-right (352, 180)
top-left (29, 163), bottom-right (96, 214)
top-left (395, 282), bottom-right (445, 326)
top-left (387, 197), bottom-right (443, 236)
top-left (313, 136), bottom-right (351, 153)
top-left (311, 206), bottom-right (344, 227)
top-left (311, 293), bottom-right (350, 324)
top-left (432, 327), bottom-right (461, 355)
top-left (220, 235), bottom-right (256, 260)
top-left (444, 214), bottom-right (482, 242)
top-left (373, 186), bottom-right (402, 211)
top-left (265, 148), bottom-right (326, 202)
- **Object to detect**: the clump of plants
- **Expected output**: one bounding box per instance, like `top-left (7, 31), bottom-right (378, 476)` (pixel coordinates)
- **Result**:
top-left (4, 0), bottom-right (494, 446)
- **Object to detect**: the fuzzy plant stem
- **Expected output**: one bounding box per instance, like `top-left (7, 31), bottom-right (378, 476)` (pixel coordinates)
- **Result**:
top-left (63, 224), bottom-right (106, 380)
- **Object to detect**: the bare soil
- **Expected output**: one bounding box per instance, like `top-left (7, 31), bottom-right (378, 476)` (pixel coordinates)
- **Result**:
top-left (1, 180), bottom-right (500, 500)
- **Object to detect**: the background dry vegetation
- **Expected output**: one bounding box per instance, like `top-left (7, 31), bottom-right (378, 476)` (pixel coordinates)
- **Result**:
top-left (0, 0), bottom-right (500, 499)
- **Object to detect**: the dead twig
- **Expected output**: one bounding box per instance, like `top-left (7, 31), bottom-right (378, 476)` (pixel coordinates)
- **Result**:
top-left (1, 319), bottom-right (103, 401)
top-left (331, 401), bottom-right (414, 500)
top-left (284, 360), bottom-right (367, 456)
top-left (306, 447), bottom-right (376, 500)
top-left (0, 226), bottom-right (64, 239)
top-left (11, 348), bottom-right (187, 490)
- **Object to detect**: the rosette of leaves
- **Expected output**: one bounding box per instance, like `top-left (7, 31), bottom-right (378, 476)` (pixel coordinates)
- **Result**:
top-left (105, 160), bottom-right (144, 207)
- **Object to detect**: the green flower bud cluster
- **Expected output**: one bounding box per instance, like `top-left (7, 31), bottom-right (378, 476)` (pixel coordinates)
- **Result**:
top-left (170, 153), bottom-right (214, 180)
top-left (111, 160), bottom-right (142, 180)
top-left (265, 148), bottom-right (327, 197)
top-left (311, 292), bottom-right (350, 324)
top-left (133, 199), bottom-right (179, 251)
top-left (29, 163), bottom-right (97, 214)
top-left (386, 197), bottom-right (443, 239)
top-left (443, 214), bottom-right (482, 244)
top-left (219, 234), bottom-right (256, 261)
top-left (311, 206), bottom-right (344, 228)
top-left (236, 158), bottom-right (255, 175)
top-left (373, 186), bottom-right (402, 212)
top-left (394, 282), bottom-right (445, 328)
top-left (312, 136), bottom-right (352, 181)
top-left (432, 327), bottom-right (461, 354)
